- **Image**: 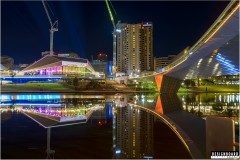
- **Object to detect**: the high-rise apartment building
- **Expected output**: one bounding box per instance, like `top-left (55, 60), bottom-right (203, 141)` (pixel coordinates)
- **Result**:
top-left (116, 22), bottom-right (153, 74)
top-left (154, 55), bottom-right (176, 70)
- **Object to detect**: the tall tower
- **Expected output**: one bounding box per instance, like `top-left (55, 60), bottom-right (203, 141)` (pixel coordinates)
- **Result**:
top-left (116, 22), bottom-right (153, 74)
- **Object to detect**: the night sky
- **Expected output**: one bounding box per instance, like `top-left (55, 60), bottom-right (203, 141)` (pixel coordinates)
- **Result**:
top-left (2, 1), bottom-right (229, 64)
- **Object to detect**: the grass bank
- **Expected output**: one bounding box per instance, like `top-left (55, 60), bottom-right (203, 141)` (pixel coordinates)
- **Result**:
top-left (178, 85), bottom-right (239, 93)
top-left (1, 82), bottom-right (73, 92)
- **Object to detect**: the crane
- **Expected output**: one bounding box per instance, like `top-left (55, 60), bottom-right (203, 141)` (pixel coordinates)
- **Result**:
top-left (42, 0), bottom-right (58, 56)
top-left (105, 0), bottom-right (120, 73)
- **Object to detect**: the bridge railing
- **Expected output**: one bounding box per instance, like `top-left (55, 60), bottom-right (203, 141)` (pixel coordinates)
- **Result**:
top-left (158, 0), bottom-right (239, 74)
top-left (189, 0), bottom-right (239, 53)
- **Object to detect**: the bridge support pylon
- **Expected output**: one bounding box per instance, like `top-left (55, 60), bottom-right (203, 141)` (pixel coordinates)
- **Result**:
top-left (155, 74), bottom-right (182, 93)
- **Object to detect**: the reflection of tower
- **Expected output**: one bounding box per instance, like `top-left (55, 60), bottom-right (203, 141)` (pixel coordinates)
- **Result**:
top-left (106, 102), bottom-right (113, 119)
top-left (114, 106), bottom-right (155, 158)
top-left (112, 105), bottom-right (117, 158)
top-left (46, 128), bottom-right (55, 159)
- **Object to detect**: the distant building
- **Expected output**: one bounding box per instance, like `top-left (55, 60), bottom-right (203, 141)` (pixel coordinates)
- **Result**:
top-left (97, 53), bottom-right (108, 62)
top-left (19, 55), bottom-right (99, 78)
top-left (116, 22), bottom-right (153, 74)
top-left (19, 64), bottom-right (29, 68)
top-left (41, 51), bottom-right (50, 57)
top-left (90, 60), bottom-right (113, 78)
top-left (154, 55), bottom-right (176, 70)
top-left (58, 52), bottom-right (80, 58)
top-left (41, 51), bottom-right (80, 58)
top-left (0, 55), bottom-right (14, 70)
top-left (91, 60), bottom-right (106, 74)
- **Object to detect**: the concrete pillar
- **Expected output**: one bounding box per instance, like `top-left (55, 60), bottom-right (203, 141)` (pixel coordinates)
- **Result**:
top-left (155, 74), bottom-right (182, 93)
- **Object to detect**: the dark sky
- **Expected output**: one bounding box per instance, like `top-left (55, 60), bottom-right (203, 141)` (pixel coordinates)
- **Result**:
top-left (2, 1), bottom-right (229, 64)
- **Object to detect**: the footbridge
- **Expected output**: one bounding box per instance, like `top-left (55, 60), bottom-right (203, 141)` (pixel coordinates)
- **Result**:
top-left (130, 1), bottom-right (239, 93)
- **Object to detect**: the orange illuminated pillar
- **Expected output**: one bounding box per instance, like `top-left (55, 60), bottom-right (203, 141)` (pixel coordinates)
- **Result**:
top-left (154, 74), bottom-right (164, 92)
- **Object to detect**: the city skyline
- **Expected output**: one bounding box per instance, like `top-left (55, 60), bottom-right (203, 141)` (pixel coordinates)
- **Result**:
top-left (2, 1), bottom-right (229, 64)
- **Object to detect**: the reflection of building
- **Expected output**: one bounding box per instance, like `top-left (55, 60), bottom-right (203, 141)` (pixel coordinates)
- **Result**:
top-left (116, 22), bottom-right (153, 74)
top-left (154, 55), bottom-right (176, 70)
top-left (19, 55), bottom-right (98, 78)
top-left (114, 106), bottom-right (154, 158)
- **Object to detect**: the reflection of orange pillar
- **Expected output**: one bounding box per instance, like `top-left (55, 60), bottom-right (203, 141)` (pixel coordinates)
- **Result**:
top-left (155, 95), bottom-right (164, 114)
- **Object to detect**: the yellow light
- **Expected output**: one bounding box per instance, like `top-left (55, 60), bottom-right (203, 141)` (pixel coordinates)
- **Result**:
top-left (184, 49), bottom-right (188, 54)
top-left (204, 4), bottom-right (239, 43)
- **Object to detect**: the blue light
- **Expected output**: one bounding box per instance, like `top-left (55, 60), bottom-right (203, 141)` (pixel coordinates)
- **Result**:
top-left (215, 53), bottom-right (239, 74)
top-left (15, 94), bottom-right (61, 100)
top-left (158, 68), bottom-right (163, 73)
top-left (144, 156), bottom-right (153, 159)
top-left (115, 150), bottom-right (121, 154)
top-left (0, 95), bottom-right (11, 100)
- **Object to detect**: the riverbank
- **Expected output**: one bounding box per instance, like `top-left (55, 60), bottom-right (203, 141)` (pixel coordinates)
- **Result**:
top-left (0, 82), bottom-right (156, 93)
top-left (178, 85), bottom-right (239, 93)
top-left (1, 82), bottom-right (239, 93)
top-left (1, 83), bottom-right (73, 92)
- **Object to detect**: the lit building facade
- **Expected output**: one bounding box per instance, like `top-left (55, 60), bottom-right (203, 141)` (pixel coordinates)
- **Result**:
top-left (154, 55), bottom-right (176, 70)
top-left (90, 60), bottom-right (113, 78)
top-left (19, 55), bottom-right (100, 78)
top-left (116, 22), bottom-right (153, 75)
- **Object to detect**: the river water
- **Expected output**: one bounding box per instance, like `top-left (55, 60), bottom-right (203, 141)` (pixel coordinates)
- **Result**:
top-left (1, 93), bottom-right (239, 159)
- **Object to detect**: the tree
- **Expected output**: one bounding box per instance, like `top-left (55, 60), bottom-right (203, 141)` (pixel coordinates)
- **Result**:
top-left (73, 77), bottom-right (79, 90)
top-left (184, 79), bottom-right (191, 88)
top-left (190, 80), bottom-right (196, 87)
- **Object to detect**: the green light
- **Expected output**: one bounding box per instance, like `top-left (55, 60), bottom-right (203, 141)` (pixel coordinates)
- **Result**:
top-left (105, 0), bottom-right (116, 29)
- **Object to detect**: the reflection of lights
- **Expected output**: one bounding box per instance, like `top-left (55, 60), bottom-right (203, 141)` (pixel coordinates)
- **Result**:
top-left (147, 99), bottom-right (154, 103)
top-left (134, 95), bottom-right (139, 100)
top-left (0, 95), bottom-right (11, 101)
top-left (115, 150), bottom-right (121, 154)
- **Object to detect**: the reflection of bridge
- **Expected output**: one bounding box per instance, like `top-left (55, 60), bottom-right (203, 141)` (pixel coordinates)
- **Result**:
top-left (128, 93), bottom-right (238, 159)
top-left (128, 94), bottom-right (205, 158)
top-left (130, 1), bottom-right (239, 93)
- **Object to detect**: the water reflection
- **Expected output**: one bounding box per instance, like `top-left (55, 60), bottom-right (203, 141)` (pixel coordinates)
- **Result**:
top-left (179, 93), bottom-right (239, 124)
top-left (1, 93), bottom-right (239, 159)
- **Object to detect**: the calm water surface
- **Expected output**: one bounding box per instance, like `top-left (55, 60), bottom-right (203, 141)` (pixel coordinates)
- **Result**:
top-left (1, 93), bottom-right (239, 159)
